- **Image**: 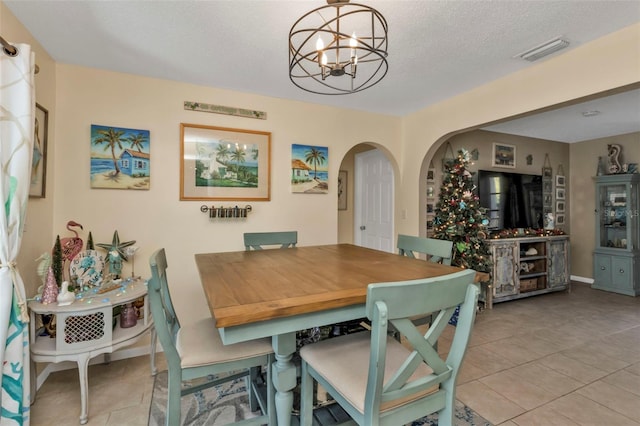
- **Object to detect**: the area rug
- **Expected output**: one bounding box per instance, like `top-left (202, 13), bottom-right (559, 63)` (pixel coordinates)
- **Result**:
top-left (149, 370), bottom-right (493, 426)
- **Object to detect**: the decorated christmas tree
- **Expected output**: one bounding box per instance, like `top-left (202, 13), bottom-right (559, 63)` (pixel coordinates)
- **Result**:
top-left (433, 149), bottom-right (491, 273)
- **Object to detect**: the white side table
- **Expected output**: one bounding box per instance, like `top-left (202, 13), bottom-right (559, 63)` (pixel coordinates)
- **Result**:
top-left (28, 278), bottom-right (156, 425)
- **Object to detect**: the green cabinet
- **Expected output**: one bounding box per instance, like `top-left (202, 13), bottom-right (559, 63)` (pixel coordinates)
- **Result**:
top-left (592, 174), bottom-right (640, 296)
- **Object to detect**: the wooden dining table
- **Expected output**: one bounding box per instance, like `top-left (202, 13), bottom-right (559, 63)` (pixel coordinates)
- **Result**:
top-left (195, 243), bottom-right (478, 425)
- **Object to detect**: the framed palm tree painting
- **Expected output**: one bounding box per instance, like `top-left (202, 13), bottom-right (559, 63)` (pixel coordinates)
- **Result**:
top-left (291, 144), bottom-right (329, 194)
top-left (90, 124), bottom-right (150, 190)
top-left (180, 123), bottom-right (271, 201)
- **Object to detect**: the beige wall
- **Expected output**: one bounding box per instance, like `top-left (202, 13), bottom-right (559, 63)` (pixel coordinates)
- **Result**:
top-left (400, 24), bottom-right (639, 282)
top-left (570, 132), bottom-right (640, 278)
top-left (425, 130), bottom-right (571, 231)
top-left (400, 23), bottom-right (639, 240)
top-left (51, 65), bottom-right (401, 319)
top-left (3, 1), bottom-right (639, 322)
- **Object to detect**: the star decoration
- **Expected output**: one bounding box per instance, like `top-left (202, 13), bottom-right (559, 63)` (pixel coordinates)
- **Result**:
top-left (97, 230), bottom-right (136, 261)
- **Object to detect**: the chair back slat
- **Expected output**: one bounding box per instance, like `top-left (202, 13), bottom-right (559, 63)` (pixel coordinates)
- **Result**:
top-left (364, 269), bottom-right (479, 416)
top-left (366, 270), bottom-right (473, 320)
top-left (148, 248), bottom-right (181, 364)
top-left (244, 231), bottom-right (298, 250)
top-left (397, 234), bottom-right (453, 265)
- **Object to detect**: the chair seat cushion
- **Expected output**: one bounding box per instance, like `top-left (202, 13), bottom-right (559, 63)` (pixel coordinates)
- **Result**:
top-left (177, 317), bottom-right (273, 369)
top-left (300, 331), bottom-right (437, 414)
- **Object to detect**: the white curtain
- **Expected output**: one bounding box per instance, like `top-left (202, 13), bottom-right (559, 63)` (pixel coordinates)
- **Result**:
top-left (0, 43), bottom-right (35, 425)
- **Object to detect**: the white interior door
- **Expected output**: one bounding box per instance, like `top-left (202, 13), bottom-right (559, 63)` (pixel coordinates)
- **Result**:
top-left (354, 149), bottom-right (394, 252)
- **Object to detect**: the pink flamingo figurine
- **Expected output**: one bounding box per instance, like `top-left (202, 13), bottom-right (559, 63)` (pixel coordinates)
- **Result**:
top-left (59, 221), bottom-right (84, 271)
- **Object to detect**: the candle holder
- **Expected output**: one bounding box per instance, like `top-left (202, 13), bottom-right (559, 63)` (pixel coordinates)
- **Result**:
top-left (124, 246), bottom-right (140, 279)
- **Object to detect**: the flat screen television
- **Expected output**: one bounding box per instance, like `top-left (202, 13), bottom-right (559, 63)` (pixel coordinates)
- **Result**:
top-left (477, 170), bottom-right (543, 231)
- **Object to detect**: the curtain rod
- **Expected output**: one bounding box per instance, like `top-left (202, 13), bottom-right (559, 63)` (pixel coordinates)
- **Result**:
top-left (1, 34), bottom-right (40, 74)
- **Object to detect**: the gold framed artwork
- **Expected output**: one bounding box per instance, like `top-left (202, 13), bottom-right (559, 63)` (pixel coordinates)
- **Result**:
top-left (30, 103), bottom-right (48, 198)
top-left (180, 123), bottom-right (271, 201)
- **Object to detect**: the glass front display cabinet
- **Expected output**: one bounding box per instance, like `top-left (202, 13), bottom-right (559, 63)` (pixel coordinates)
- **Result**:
top-left (593, 174), bottom-right (639, 296)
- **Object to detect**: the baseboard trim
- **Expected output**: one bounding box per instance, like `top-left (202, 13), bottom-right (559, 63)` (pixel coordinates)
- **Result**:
top-left (571, 275), bottom-right (594, 284)
top-left (35, 345), bottom-right (164, 391)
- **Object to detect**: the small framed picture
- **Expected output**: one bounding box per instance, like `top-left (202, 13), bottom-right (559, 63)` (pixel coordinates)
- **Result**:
top-left (543, 180), bottom-right (552, 193)
top-left (556, 188), bottom-right (565, 200)
top-left (30, 103), bottom-right (49, 198)
top-left (556, 214), bottom-right (565, 226)
top-left (427, 203), bottom-right (434, 213)
top-left (427, 186), bottom-right (434, 198)
top-left (544, 194), bottom-right (552, 207)
top-left (610, 193), bottom-right (626, 206)
top-left (492, 143), bottom-right (516, 168)
top-left (556, 200), bottom-right (565, 213)
top-left (427, 169), bottom-right (435, 182)
top-left (338, 170), bottom-right (347, 210)
top-left (555, 175), bottom-right (565, 187)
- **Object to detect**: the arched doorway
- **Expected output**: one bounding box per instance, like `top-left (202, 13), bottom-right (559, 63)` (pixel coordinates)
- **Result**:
top-left (337, 143), bottom-right (397, 252)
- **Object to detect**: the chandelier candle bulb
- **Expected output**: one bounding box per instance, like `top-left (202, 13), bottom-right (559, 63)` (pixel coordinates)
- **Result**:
top-left (350, 32), bottom-right (357, 59)
top-left (316, 38), bottom-right (324, 67)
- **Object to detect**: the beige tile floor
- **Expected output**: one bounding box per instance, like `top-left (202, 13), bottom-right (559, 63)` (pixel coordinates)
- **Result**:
top-left (30, 282), bottom-right (640, 425)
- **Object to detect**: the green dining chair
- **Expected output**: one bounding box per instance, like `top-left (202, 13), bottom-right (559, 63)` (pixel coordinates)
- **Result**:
top-left (397, 234), bottom-right (453, 265)
top-left (299, 269), bottom-right (479, 426)
top-left (397, 234), bottom-right (456, 330)
top-left (243, 231), bottom-right (298, 250)
top-left (148, 248), bottom-right (275, 426)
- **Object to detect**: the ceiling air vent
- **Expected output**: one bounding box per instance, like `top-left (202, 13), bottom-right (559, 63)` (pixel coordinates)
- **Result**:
top-left (514, 37), bottom-right (570, 62)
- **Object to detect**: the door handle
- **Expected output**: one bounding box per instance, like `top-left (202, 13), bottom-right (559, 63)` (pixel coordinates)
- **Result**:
top-left (360, 226), bottom-right (366, 230)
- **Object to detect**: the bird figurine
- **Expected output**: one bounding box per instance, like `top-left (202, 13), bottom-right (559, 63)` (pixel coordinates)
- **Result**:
top-left (56, 281), bottom-right (75, 306)
top-left (59, 221), bottom-right (84, 263)
top-left (55, 220), bottom-right (84, 281)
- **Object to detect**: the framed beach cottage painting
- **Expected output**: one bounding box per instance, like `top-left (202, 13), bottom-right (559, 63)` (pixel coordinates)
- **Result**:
top-left (30, 103), bottom-right (49, 198)
top-left (90, 124), bottom-right (150, 190)
top-left (291, 144), bottom-right (328, 194)
top-left (180, 123), bottom-right (271, 201)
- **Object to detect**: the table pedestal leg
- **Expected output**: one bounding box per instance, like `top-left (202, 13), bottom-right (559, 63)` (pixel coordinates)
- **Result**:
top-left (77, 353), bottom-right (91, 425)
top-left (272, 333), bottom-right (296, 426)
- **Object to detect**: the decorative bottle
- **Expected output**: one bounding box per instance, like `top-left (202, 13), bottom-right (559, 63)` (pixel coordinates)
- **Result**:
top-left (596, 156), bottom-right (607, 176)
top-left (120, 303), bottom-right (138, 328)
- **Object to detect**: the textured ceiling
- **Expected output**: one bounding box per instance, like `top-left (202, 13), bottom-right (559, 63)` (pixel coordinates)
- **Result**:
top-left (5, 0), bottom-right (640, 142)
